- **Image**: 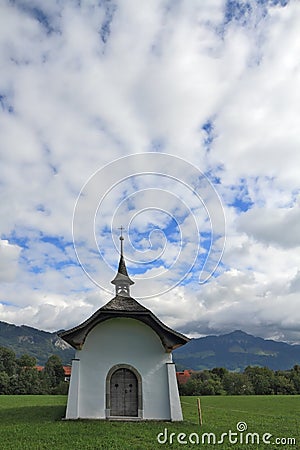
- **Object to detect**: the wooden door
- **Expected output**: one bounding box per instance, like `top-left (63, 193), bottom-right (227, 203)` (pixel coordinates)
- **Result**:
top-left (110, 368), bottom-right (138, 416)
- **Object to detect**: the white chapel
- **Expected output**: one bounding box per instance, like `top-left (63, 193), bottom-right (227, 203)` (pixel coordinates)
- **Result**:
top-left (59, 233), bottom-right (189, 421)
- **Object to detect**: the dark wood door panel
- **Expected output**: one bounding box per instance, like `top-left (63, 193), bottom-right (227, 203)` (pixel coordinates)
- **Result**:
top-left (110, 368), bottom-right (138, 416)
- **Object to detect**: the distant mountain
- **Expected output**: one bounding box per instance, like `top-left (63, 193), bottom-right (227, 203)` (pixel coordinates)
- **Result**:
top-left (1, 321), bottom-right (300, 371)
top-left (0, 321), bottom-right (74, 365)
top-left (173, 330), bottom-right (300, 372)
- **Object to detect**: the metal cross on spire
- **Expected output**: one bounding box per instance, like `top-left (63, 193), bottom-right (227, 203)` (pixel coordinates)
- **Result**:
top-left (118, 226), bottom-right (125, 256)
top-left (118, 225), bottom-right (125, 237)
top-left (111, 226), bottom-right (134, 296)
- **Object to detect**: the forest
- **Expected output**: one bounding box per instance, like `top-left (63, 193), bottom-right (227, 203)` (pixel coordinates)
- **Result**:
top-left (0, 346), bottom-right (67, 395)
top-left (179, 365), bottom-right (300, 396)
top-left (2, 344), bottom-right (300, 396)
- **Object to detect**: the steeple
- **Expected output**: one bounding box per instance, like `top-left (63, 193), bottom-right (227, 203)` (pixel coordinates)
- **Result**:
top-left (111, 227), bottom-right (134, 297)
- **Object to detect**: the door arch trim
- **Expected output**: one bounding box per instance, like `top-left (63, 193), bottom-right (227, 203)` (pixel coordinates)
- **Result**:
top-left (105, 364), bottom-right (143, 419)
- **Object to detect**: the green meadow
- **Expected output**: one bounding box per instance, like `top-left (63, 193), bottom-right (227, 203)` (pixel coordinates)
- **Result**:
top-left (0, 395), bottom-right (299, 449)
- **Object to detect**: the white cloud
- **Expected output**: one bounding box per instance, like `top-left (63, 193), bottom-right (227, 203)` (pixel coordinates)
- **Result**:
top-left (237, 197), bottom-right (300, 249)
top-left (0, 240), bottom-right (21, 282)
top-left (0, 0), bottom-right (299, 344)
top-left (210, 1), bottom-right (300, 189)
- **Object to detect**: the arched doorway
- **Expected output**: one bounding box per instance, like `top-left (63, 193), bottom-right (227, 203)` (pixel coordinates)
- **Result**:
top-left (106, 364), bottom-right (142, 418)
top-left (110, 368), bottom-right (138, 416)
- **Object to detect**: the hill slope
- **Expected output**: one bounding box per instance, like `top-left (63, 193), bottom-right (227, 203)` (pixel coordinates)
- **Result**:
top-left (0, 321), bottom-right (75, 365)
top-left (173, 330), bottom-right (300, 371)
top-left (1, 321), bottom-right (300, 370)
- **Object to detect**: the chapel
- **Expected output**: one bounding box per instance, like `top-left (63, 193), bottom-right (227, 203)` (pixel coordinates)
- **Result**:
top-left (59, 232), bottom-right (189, 421)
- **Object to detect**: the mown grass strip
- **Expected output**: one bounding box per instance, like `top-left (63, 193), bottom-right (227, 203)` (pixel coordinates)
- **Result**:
top-left (0, 395), bottom-right (298, 449)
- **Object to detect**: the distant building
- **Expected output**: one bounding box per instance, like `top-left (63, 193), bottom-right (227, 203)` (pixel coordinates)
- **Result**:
top-left (35, 365), bottom-right (71, 382)
top-left (176, 369), bottom-right (194, 385)
top-left (62, 365), bottom-right (71, 382)
top-left (59, 233), bottom-right (189, 420)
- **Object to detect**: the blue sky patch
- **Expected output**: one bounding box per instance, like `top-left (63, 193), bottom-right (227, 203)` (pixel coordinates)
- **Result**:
top-left (0, 94), bottom-right (14, 114)
top-left (11, 1), bottom-right (54, 34)
top-left (99, 0), bottom-right (117, 44)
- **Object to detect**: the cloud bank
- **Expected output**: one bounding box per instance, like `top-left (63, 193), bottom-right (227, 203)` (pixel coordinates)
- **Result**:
top-left (0, 0), bottom-right (299, 343)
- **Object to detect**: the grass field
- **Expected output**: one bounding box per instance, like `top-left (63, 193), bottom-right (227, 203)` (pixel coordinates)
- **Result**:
top-left (0, 395), bottom-right (299, 449)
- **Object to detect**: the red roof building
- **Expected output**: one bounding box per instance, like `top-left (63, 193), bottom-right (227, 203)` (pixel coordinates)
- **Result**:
top-left (176, 369), bottom-right (193, 384)
top-left (35, 365), bottom-right (71, 381)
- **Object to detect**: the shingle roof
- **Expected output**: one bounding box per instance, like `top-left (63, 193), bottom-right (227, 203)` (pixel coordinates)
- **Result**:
top-left (100, 295), bottom-right (148, 312)
top-left (59, 235), bottom-right (189, 352)
top-left (58, 294), bottom-right (189, 352)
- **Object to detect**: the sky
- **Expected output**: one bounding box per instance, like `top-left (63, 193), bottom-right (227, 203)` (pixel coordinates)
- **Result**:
top-left (1, 0), bottom-right (300, 343)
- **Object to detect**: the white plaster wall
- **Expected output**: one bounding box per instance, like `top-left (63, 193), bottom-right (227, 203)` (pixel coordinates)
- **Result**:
top-left (166, 363), bottom-right (183, 421)
top-left (65, 358), bottom-right (80, 419)
top-left (72, 318), bottom-right (175, 420)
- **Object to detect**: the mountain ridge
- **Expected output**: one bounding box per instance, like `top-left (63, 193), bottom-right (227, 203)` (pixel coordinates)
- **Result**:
top-left (0, 321), bottom-right (74, 365)
top-left (0, 320), bottom-right (299, 370)
top-left (173, 329), bottom-right (300, 371)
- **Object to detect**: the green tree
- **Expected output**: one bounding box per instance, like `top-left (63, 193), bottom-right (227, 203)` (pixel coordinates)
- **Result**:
top-left (10, 368), bottom-right (42, 395)
top-left (180, 377), bottom-right (201, 396)
top-left (0, 346), bottom-right (16, 376)
top-left (52, 380), bottom-right (69, 395)
top-left (290, 365), bottom-right (300, 394)
top-left (198, 378), bottom-right (224, 395)
top-left (223, 372), bottom-right (254, 395)
top-left (17, 354), bottom-right (37, 368)
top-left (0, 371), bottom-right (10, 394)
top-left (211, 367), bottom-right (228, 380)
top-left (244, 366), bottom-right (274, 395)
top-left (43, 355), bottom-right (65, 390)
top-left (180, 370), bottom-right (225, 396)
top-left (273, 371), bottom-right (296, 395)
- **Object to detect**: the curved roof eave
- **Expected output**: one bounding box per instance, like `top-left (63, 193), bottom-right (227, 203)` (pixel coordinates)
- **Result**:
top-left (58, 300), bottom-right (190, 352)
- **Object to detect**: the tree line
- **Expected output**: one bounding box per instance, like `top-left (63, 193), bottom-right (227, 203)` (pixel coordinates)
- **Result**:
top-left (2, 343), bottom-right (300, 396)
top-left (179, 365), bottom-right (300, 396)
top-left (0, 346), bottom-right (68, 395)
